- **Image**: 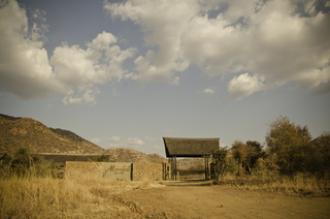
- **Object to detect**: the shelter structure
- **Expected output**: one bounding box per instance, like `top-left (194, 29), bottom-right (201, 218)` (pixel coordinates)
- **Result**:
top-left (162, 137), bottom-right (219, 181)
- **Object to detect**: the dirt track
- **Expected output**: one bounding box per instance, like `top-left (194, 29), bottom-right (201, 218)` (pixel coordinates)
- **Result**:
top-left (116, 185), bottom-right (330, 219)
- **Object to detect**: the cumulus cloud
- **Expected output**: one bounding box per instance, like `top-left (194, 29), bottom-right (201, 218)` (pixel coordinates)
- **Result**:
top-left (0, 1), bottom-right (62, 98)
top-left (297, 66), bottom-right (330, 91)
top-left (105, 0), bottom-right (330, 97)
top-left (51, 31), bottom-right (135, 104)
top-left (203, 88), bottom-right (215, 95)
top-left (0, 1), bottom-right (134, 104)
top-left (108, 136), bottom-right (145, 147)
top-left (1, 0), bottom-right (329, 101)
top-left (228, 73), bottom-right (264, 98)
top-left (99, 136), bottom-right (162, 154)
top-left (104, 0), bottom-right (194, 82)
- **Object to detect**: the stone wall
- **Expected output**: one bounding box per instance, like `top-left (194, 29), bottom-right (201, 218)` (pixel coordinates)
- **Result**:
top-left (65, 161), bottom-right (132, 181)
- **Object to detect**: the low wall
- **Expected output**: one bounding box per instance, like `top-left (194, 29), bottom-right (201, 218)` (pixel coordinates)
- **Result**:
top-left (65, 161), bottom-right (132, 181)
top-left (133, 158), bottom-right (163, 181)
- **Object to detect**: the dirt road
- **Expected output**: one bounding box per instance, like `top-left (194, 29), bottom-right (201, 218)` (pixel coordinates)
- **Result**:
top-left (116, 185), bottom-right (330, 219)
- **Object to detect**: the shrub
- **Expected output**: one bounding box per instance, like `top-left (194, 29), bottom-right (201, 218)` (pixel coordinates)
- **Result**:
top-left (212, 147), bottom-right (227, 181)
top-left (266, 116), bottom-right (312, 175)
top-left (0, 148), bottom-right (55, 178)
top-left (231, 140), bottom-right (264, 175)
top-left (10, 148), bottom-right (33, 177)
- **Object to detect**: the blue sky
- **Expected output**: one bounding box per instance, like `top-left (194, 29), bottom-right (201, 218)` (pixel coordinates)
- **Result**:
top-left (0, 0), bottom-right (329, 155)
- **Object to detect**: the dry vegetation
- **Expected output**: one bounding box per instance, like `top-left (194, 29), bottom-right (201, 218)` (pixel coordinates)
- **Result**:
top-left (1, 175), bottom-right (329, 219)
top-left (220, 174), bottom-right (330, 196)
top-left (0, 176), bottom-right (164, 219)
top-left (0, 116), bottom-right (329, 218)
top-left (0, 148), bottom-right (329, 219)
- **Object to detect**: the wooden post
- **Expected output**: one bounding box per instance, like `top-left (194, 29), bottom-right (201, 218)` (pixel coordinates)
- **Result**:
top-left (204, 156), bottom-right (209, 180)
top-left (162, 162), bottom-right (168, 180)
top-left (162, 163), bottom-right (164, 180)
top-left (204, 157), bottom-right (207, 180)
top-left (170, 158), bottom-right (174, 180)
top-left (130, 163), bottom-right (133, 181)
top-left (174, 156), bottom-right (177, 181)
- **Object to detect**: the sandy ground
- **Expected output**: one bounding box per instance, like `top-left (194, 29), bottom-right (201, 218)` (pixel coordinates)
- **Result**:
top-left (114, 185), bottom-right (330, 219)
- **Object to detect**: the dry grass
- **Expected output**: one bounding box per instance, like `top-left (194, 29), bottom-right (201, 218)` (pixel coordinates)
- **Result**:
top-left (0, 177), bottom-right (103, 218)
top-left (0, 174), bottom-right (328, 219)
top-left (1, 165), bottom-right (329, 219)
top-left (220, 173), bottom-right (330, 196)
top-left (0, 176), bottom-right (164, 219)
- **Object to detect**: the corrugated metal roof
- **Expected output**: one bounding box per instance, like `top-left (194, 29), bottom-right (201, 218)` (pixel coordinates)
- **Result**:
top-left (163, 137), bottom-right (219, 157)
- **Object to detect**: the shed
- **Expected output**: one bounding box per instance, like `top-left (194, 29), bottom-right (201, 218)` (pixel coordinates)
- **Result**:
top-left (163, 137), bottom-right (219, 157)
top-left (162, 137), bottom-right (220, 181)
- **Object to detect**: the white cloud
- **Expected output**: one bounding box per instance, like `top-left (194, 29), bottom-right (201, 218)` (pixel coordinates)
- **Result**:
top-left (297, 66), bottom-right (330, 90)
top-left (105, 0), bottom-right (194, 82)
top-left (1, 0), bottom-right (329, 101)
top-left (51, 31), bottom-right (135, 104)
top-left (105, 0), bottom-right (330, 97)
top-left (127, 137), bottom-right (145, 146)
top-left (99, 136), bottom-right (163, 154)
top-left (228, 73), bottom-right (264, 98)
top-left (108, 136), bottom-right (145, 147)
top-left (0, 1), bottom-right (135, 104)
top-left (203, 88), bottom-right (215, 95)
top-left (0, 1), bottom-right (63, 98)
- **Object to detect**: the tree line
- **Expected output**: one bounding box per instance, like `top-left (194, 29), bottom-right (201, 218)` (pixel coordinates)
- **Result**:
top-left (215, 116), bottom-right (329, 179)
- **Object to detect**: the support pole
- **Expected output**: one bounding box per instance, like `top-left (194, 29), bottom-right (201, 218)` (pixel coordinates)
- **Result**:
top-left (204, 157), bottom-right (207, 180)
top-left (130, 163), bottom-right (133, 181)
top-left (174, 156), bottom-right (177, 181)
top-left (170, 158), bottom-right (175, 180)
top-left (204, 156), bottom-right (209, 180)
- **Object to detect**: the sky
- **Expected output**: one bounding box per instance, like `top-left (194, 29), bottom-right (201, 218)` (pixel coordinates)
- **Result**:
top-left (0, 0), bottom-right (329, 155)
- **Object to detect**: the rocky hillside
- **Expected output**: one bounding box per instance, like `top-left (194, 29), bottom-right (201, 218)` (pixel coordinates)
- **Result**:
top-left (0, 114), bottom-right (104, 154)
top-left (104, 147), bottom-right (165, 163)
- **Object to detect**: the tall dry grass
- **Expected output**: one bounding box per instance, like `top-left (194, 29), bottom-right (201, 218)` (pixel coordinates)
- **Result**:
top-left (1, 177), bottom-right (97, 218)
top-left (220, 173), bottom-right (330, 195)
top-left (0, 175), bottom-right (156, 219)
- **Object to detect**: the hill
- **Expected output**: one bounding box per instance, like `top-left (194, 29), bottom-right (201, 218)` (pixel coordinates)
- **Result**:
top-left (104, 147), bottom-right (165, 163)
top-left (0, 114), bottom-right (104, 154)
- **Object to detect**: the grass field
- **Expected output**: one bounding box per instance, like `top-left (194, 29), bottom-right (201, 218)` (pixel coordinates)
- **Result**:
top-left (0, 175), bottom-right (329, 219)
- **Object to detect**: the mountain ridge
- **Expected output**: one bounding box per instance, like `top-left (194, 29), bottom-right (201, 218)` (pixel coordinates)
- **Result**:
top-left (0, 113), bottom-right (104, 154)
top-left (0, 113), bottom-right (165, 163)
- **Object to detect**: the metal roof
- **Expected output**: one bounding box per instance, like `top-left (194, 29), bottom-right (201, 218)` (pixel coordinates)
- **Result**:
top-left (163, 137), bottom-right (219, 157)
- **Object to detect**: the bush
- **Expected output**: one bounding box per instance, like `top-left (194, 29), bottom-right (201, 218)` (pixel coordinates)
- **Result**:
top-left (212, 147), bottom-right (227, 182)
top-left (0, 148), bottom-right (55, 178)
top-left (10, 148), bottom-right (33, 176)
top-left (305, 134), bottom-right (330, 177)
top-left (231, 140), bottom-right (264, 175)
top-left (266, 116), bottom-right (312, 175)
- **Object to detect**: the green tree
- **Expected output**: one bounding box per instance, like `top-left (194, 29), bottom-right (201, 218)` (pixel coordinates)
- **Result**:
top-left (231, 141), bottom-right (249, 175)
top-left (231, 140), bottom-right (264, 175)
top-left (11, 148), bottom-right (33, 176)
top-left (0, 153), bottom-right (13, 177)
top-left (306, 134), bottom-right (330, 176)
top-left (246, 140), bottom-right (264, 169)
top-left (212, 147), bottom-right (227, 182)
top-left (266, 116), bottom-right (311, 175)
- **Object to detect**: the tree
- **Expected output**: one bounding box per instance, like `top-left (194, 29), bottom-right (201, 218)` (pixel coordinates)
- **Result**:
top-left (231, 141), bottom-right (249, 175)
top-left (231, 140), bottom-right (264, 175)
top-left (266, 116), bottom-right (311, 175)
top-left (212, 147), bottom-right (227, 182)
top-left (11, 148), bottom-right (33, 176)
top-left (246, 140), bottom-right (264, 169)
top-left (306, 134), bottom-right (330, 176)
